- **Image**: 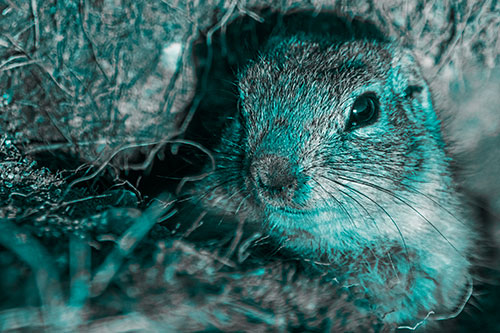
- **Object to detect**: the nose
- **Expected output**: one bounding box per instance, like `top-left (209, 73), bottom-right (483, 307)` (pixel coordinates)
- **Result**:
top-left (251, 154), bottom-right (298, 201)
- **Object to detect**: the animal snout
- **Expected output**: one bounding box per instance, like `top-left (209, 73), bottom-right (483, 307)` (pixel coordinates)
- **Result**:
top-left (250, 154), bottom-right (298, 202)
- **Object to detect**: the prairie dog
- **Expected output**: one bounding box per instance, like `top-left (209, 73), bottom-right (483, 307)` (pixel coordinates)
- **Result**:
top-left (185, 18), bottom-right (477, 326)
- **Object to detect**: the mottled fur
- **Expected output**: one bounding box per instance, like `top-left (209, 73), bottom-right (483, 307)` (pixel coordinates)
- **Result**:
top-left (188, 33), bottom-right (477, 325)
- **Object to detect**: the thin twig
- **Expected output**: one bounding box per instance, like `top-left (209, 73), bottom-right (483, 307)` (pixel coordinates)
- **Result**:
top-left (30, 0), bottom-right (39, 50)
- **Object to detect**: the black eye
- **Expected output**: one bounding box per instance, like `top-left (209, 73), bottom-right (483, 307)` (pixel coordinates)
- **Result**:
top-left (347, 93), bottom-right (379, 130)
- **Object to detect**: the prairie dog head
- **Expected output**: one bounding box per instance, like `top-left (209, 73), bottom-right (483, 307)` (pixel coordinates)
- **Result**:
top-left (233, 36), bottom-right (465, 253)
top-left (193, 33), bottom-right (475, 323)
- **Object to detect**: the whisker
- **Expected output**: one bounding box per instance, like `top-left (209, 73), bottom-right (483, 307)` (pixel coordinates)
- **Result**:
top-left (313, 180), bottom-right (386, 267)
top-left (321, 165), bottom-right (467, 227)
top-left (317, 174), bottom-right (409, 255)
top-left (335, 174), bottom-right (463, 257)
top-left (235, 193), bottom-right (252, 215)
top-left (335, 186), bottom-right (382, 235)
top-left (217, 214), bottom-right (246, 271)
top-left (183, 176), bottom-right (241, 205)
top-left (311, 178), bottom-right (357, 230)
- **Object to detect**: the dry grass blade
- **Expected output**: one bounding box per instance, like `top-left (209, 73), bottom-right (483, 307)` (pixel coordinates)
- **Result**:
top-left (91, 196), bottom-right (175, 297)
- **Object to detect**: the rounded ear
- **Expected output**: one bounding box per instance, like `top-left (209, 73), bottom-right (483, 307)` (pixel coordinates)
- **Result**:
top-left (390, 48), bottom-right (429, 102)
top-left (390, 47), bottom-right (443, 139)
